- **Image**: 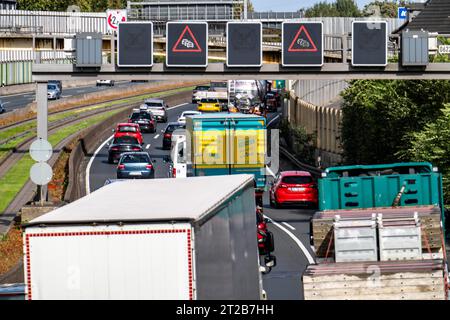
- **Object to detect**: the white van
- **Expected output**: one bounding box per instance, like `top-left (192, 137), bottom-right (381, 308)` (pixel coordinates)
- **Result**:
top-left (168, 129), bottom-right (187, 178)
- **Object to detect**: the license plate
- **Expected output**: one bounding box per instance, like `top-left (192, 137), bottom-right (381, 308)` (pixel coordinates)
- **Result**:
top-left (129, 172), bottom-right (142, 176)
top-left (289, 187), bottom-right (305, 192)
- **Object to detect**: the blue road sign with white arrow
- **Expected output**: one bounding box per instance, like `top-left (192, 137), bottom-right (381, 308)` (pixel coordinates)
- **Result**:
top-left (398, 7), bottom-right (407, 19)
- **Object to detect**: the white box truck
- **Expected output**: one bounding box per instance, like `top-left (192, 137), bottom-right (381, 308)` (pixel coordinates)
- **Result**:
top-left (23, 175), bottom-right (263, 300)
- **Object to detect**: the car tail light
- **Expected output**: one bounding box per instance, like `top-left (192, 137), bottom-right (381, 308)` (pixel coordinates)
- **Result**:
top-left (111, 147), bottom-right (119, 151)
top-left (132, 147), bottom-right (141, 151)
top-left (146, 164), bottom-right (153, 170)
top-left (279, 184), bottom-right (288, 188)
top-left (164, 133), bottom-right (172, 138)
top-left (118, 164), bottom-right (125, 170)
top-left (172, 167), bottom-right (177, 178)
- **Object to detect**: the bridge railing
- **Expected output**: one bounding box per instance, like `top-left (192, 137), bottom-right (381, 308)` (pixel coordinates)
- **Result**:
top-left (0, 10), bottom-right (107, 35)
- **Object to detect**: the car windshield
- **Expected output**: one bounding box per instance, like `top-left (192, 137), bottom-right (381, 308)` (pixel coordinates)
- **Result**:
top-left (121, 154), bottom-right (150, 163)
top-left (131, 112), bottom-right (152, 120)
top-left (282, 176), bottom-right (313, 185)
top-left (130, 113), bottom-right (140, 120)
top-left (201, 99), bottom-right (219, 103)
top-left (145, 102), bottom-right (163, 108)
top-left (118, 126), bottom-right (137, 133)
top-left (182, 112), bottom-right (198, 117)
top-left (113, 136), bottom-right (139, 145)
top-left (195, 86), bottom-right (210, 91)
top-left (166, 124), bottom-right (183, 133)
top-left (48, 85), bottom-right (57, 90)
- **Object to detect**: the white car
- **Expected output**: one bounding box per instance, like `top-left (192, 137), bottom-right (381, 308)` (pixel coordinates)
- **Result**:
top-left (96, 80), bottom-right (115, 86)
top-left (177, 111), bottom-right (201, 124)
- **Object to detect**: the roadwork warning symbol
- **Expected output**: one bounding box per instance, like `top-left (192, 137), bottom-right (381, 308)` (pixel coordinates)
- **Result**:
top-left (282, 22), bottom-right (323, 67)
top-left (288, 25), bottom-right (318, 52)
top-left (172, 26), bottom-right (202, 53)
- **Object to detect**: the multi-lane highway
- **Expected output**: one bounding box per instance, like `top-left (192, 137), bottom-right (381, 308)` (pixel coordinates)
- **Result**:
top-left (85, 101), bottom-right (314, 300)
top-left (0, 81), bottom-right (137, 113)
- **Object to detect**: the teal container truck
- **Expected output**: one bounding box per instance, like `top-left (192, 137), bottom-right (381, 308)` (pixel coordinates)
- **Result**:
top-left (185, 113), bottom-right (267, 193)
top-left (318, 162), bottom-right (446, 236)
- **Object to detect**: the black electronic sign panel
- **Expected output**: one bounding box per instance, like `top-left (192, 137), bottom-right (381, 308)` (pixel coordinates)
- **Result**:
top-left (352, 21), bottom-right (388, 67)
top-left (118, 22), bottom-right (153, 67)
top-left (166, 22), bottom-right (208, 67)
top-left (227, 22), bottom-right (262, 67)
top-left (282, 22), bottom-right (323, 67)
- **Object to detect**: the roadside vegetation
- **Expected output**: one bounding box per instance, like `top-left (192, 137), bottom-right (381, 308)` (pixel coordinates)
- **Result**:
top-left (340, 80), bottom-right (450, 205)
top-left (279, 119), bottom-right (316, 166)
top-left (0, 109), bottom-right (123, 214)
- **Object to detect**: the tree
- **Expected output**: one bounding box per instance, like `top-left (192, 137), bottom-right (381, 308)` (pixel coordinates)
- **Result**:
top-left (17, 0), bottom-right (71, 11)
top-left (335, 0), bottom-right (360, 17)
top-left (399, 105), bottom-right (450, 204)
top-left (234, 0), bottom-right (254, 18)
top-left (340, 80), bottom-right (450, 165)
top-left (304, 0), bottom-right (360, 17)
top-left (362, 1), bottom-right (405, 18)
top-left (17, 0), bottom-right (127, 12)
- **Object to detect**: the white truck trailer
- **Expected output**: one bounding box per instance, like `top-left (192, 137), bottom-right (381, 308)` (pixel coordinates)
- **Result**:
top-left (23, 175), bottom-right (263, 300)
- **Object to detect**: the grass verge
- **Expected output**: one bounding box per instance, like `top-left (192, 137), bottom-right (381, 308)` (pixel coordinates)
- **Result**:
top-left (0, 109), bottom-right (123, 214)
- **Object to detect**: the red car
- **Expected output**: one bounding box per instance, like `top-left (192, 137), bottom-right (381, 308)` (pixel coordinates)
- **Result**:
top-left (269, 171), bottom-right (318, 208)
top-left (113, 123), bottom-right (144, 145)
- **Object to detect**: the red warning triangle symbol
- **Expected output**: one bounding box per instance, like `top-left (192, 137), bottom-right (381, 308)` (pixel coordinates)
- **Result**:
top-left (288, 25), bottom-right (318, 52)
top-left (172, 25), bottom-right (202, 53)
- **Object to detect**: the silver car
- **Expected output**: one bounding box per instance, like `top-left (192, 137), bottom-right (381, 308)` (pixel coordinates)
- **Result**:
top-left (0, 99), bottom-right (5, 114)
top-left (47, 84), bottom-right (61, 100)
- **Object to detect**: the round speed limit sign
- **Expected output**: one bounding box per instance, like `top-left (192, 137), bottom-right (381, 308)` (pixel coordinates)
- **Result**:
top-left (106, 9), bottom-right (127, 31)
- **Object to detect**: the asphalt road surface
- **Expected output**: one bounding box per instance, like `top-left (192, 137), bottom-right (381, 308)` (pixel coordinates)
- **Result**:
top-left (86, 102), bottom-right (314, 300)
top-left (0, 81), bottom-right (136, 114)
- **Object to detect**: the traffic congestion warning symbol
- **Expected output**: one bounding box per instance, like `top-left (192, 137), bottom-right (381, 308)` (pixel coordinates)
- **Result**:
top-left (172, 26), bottom-right (202, 53)
top-left (288, 25), bottom-right (318, 52)
top-left (166, 22), bottom-right (208, 67)
top-left (282, 22), bottom-right (323, 67)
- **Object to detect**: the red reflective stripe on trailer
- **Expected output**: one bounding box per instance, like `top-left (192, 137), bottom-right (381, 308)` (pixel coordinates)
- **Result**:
top-left (25, 229), bottom-right (192, 300)
top-left (187, 229), bottom-right (193, 300)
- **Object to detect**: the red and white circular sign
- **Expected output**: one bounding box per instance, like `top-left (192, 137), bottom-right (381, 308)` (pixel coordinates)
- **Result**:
top-left (106, 9), bottom-right (127, 31)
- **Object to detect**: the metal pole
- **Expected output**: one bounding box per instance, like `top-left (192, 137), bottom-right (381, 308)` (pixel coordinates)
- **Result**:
top-left (36, 81), bottom-right (48, 204)
top-left (243, 0), bottom-right (248, 20)
top-left (111, 31), bottom-right (115, 66)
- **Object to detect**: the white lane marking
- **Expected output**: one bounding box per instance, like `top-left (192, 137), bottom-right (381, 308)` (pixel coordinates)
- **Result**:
top-left (146, 144), bottom-right (151, 149)
top-left (264, 215), bottom-right (315, 265)
top-left (266, 166), bottom-right (276, 178)
top-left (168, 102), bottom-right (189, 110)
top-left (85, 134), bottom-right (114, 195)
top-left (267, 115), bottom-right (280, 127)
top-left (154, 134), bottom-right (160, 139)
top-left (282, 222), bottom-right (296, 231)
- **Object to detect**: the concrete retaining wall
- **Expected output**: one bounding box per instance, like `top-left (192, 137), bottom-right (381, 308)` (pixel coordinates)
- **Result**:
top-left (286, 91), bottom-right (343, 167)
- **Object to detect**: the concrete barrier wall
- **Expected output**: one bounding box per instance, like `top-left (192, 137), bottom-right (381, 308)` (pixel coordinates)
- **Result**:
top-left (287, 90), bottom-right (342, 166)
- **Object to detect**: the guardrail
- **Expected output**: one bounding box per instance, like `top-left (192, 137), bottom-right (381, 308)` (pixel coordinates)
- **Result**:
top-left (279, 145), bottom-right (322, 177)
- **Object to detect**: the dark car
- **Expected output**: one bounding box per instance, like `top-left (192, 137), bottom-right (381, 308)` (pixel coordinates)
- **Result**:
top-left (107, 136), bottom-right (143, 164)
top-left (265, 92), bottom-right (279, 112)
top-left (128, 111), bottom-right (156, 133)
top-left (162, 122), bottom-right (185, 150)
top-left (0, 100), bottom-right (5, 114)
top-left (117, 152), bottom-right (155, 179)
